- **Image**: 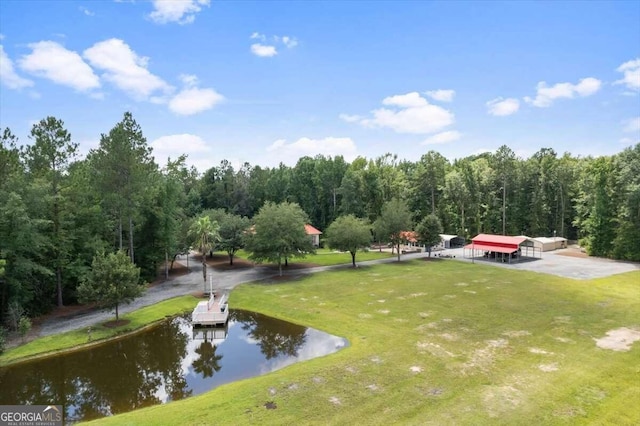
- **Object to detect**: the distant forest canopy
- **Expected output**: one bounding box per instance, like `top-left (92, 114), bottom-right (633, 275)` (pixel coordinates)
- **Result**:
top-left (1, 112), bottom-right (639, 321)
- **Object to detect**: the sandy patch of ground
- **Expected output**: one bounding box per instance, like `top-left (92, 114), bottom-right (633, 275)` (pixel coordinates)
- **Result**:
top-left (370, 356), bottom-right (383, 364)
top-left (329, 396), bottom-right (341, 405)
top-left (538, 363), bottom-right (559, 372)
top-left (594, 327), bottom-right (640, 351)
top-left (529, 348), bottom-right (554, 355)
top-left (409, 292), bottom-right (428, 298)
top-left (454, 282), bottom-right (469, 287)
top-left (483, 385), bottom-right (522, 417)
top-left (377, 309), bottom-right (390, 314)
top-left (555, 337), bottom-right (575, 344)
top-left (502, 330), bottom-right (531, 338)
top-left (462, 338), bottom-right (509, 374)
top-left (418, 312), bottom-right (432, 318)
top-left (463, 290), bottom-right (477, 294)
top-left (417, 341), bottom-right (456, 357)
top-left (358, 313), bottom-right (372, 319)
top-left (410, 365), bottom-right (423, 373)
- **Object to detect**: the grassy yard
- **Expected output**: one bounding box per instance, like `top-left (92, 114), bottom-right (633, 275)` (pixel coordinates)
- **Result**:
top-left (0, 295), bottom-right (199, 366)
top-left (233, 247), bottom-right (395, 266)
top-left (87, 260), bottom-right (640, 425)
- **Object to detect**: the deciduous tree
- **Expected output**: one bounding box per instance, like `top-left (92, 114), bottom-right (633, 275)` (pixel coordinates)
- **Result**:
top-left (374, 198), bottom-right (412, 262)
top-left (244, 202), bottom-right (314, 276)
top-left (77, 250), bottom-right (143, 321)
top-left (325, 215), bottom-right (372, 267)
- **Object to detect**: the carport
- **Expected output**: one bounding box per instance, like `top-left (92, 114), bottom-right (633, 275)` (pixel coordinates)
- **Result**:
top-left (439, 234), bottom-right (466, 249)
top-left (463, 234), bottom-right (541, 263)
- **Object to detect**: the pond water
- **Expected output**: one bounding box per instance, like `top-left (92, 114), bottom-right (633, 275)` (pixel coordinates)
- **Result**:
top-left (0, 310), bottom-right (347, 423)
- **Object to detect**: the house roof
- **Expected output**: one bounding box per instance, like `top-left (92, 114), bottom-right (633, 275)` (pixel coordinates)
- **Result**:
top-left (400, 231), bottom-right (417, 243)
top-left (305, 224), bottom-right (322, 235)
top-left (472, 234), bottom-right (528, 245)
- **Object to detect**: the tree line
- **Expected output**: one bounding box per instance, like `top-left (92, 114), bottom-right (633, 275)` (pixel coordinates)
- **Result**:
top-left (1, 112), bottom-right (638, 330)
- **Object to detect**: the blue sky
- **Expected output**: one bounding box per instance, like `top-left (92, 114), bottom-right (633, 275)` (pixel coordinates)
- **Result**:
top-left (1, 1), bottom-right (639, 171)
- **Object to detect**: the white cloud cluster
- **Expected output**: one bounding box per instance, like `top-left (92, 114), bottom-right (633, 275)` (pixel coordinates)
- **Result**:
top-left (250, 44), bottom-right (277, 58)
top-left (19, 41), bottom-right (100, 92)
top-left (425, 89), bottom-right (455, 102)
top-left (486, 97), bottom-right (520, 116)
top-left (524, 77), bottom-right (601, 107)
top-left (84, 38), bottom-right (171, 100)
top-left (615, 58), bottom-right (640, 92)
top-left (6, 37), bottom-right (223, 116)
top-left (149, 0), bottom-right (210, 25)
top-left (249, 33), bottom-right (298, 57)
top-left (422, 130), bottom-right (461, 145)
top-left (343, 92), bottom-right (454, 134)
top-left (0, 45), bottom-right (34, 89)
top-left (266, 137), bottom-right (358, 165)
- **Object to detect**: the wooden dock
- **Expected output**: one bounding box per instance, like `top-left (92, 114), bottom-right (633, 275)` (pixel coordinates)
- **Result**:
top-left (192, 292), bottom-right (229, 326)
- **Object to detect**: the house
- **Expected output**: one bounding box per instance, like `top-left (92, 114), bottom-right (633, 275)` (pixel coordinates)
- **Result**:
top-left (305, 224), bottom-right (322, 247)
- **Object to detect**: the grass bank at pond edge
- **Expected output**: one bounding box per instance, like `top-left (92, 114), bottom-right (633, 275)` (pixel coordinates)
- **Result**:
top-left (0, 295), bottom-right (199, 367)
top-left (86, 261), bottom-right (640, 426)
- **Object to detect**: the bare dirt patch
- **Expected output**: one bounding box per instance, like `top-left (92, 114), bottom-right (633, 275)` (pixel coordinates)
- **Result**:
top-left (555, 248), bottom-right (589, 259)
top-left (483, 385), bottom-right (522, 417)
top-left (103, 319), bottom-right (131, 328)
top-left (594, 327), bottom-right (640, 351)
top-left (538, 363), bottom-right (559, 372)
top-left (328, 396), bottom-right (341, 406)
top-left (502, 330), bottom-right (531, 338)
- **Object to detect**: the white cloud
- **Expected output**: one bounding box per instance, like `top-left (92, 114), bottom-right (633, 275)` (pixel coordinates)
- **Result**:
top-left (169, 87), bottom-right (224, 115)
top-left (623, 117), bottom-right (640, 133)
top-left (251, 43), bottom-right (277, 57)
top-left (425, 89), bottom-right (455, 102)
top-left (84, 38), bottom-right (171, 100)
top-left (149, 0), bottom-right (210, 25)
top-left (350, 92), bottom-right (454, 134)
top-left (486, 97), bottom-right (520, 116)
top-left (0, 45), bottom-right (34, 89)
top-left (249, 33), bottom-right (298, 56)
top-left (281, 36), bottom-right (298, 49)
top-left (179, 73), bottom-right (199, 87)
top-left (79, 6), bottom-right (95, 16)
top-left (18, 41), bottom-right (99, 92)
top-left (383, 92), bottom-right (428, 108)
top-left (150, 133), bottom-right (214, 171)
top-left (266, 137), bottom-right (358, 165)
top-left (422, 130), bottom-right (461, 145)
top-left (615, 58), bottom-right (640, 92)
top-left (339, 113), bottom-right (362, 123)
top-left (524, 77), bottom-right (602, 107)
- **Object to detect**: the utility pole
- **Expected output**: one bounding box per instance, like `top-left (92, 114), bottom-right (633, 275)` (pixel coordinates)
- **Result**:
top-left (502, 183), bottom-right (506, 235)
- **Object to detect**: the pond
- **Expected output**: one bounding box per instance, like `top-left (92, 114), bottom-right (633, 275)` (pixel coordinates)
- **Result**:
top-left (0, 310), bottom-right (347, 423)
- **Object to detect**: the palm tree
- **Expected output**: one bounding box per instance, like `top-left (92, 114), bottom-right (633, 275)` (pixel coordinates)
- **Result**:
top-left (189, 216), bottom-right (220, 293)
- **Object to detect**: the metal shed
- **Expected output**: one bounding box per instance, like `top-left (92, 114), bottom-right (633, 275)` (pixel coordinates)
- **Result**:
top-left (439, 234), bottom-right (466, 249)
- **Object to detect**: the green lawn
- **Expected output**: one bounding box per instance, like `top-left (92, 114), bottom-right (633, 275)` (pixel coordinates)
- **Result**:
top-left (233, 247), bottom-right (395, 266)
top-left (87, 260), bottom-right (640, 425)
top-left (0, 295), bottom-right (199, 366)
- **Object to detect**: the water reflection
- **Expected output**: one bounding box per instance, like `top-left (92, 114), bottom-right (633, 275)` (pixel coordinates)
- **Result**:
top-left (0, 310), bottom-right (346, 423)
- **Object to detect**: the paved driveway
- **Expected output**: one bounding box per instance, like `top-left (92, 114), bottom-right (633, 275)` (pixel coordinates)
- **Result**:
top-left (443, 248), bottom-right (639, 280)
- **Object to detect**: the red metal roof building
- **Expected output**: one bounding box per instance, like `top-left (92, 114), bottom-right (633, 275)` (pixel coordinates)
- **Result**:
top-left (463, 234), bottom-right (541, 262)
